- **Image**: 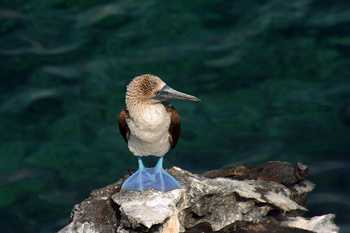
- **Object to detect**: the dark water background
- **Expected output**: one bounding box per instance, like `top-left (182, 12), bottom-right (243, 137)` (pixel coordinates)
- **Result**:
top-left (1, 0), bottom-right (350, 232)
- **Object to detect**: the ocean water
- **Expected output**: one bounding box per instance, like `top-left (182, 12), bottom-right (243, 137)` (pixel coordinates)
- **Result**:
top-left (0, 0), bottom-right (350, 232)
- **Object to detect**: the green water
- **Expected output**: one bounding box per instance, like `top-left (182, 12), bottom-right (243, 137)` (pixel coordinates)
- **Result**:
top-left (1, 0), bottom-right (350, 232)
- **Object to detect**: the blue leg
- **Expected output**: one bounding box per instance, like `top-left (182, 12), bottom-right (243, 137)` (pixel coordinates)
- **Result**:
top-left (121, 157), bottom-right (153, 191)
top-left (151, 157), bottom-right (181, 192)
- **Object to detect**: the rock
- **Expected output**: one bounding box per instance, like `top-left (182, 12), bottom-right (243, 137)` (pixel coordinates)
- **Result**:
top-left (57, 162), bottom-right (339, 233)
top-left (113, 189), bottom-right (183, 229)
top-left (281, 214), bottom-right (339, 233)
top-left (203, 161), bottom-right (309, 186)
top-left (58, 181), bottom-right (121, 233)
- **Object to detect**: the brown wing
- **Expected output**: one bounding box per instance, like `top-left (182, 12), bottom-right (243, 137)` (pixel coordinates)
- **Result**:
top-left (166, 105), bottom-right (181, 149)
top-left (118, 108), bottom-right (130, 143)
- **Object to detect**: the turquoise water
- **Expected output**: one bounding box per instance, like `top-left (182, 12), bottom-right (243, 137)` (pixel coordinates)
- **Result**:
top-left (1, 0), bottom-right (350, 232)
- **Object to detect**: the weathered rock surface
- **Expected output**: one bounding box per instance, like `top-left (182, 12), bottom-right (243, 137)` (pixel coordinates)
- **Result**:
top-left (58, 162), bottom-right (339, 233)
top-left (281, 214), bottom-right (339, 233)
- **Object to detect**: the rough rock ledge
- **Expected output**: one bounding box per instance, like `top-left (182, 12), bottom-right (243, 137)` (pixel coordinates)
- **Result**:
top-left (58, 161), bottom-right (339, 233)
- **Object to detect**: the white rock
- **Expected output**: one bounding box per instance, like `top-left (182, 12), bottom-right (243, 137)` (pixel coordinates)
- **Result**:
top-left (112, 189), bottom-right (184, 229)
top-left (58, 222), bottom-right (97, 233)
top-left (194, 176), bottom-right (307, 211)
top-left (282, 214), bottom-right (340, 233)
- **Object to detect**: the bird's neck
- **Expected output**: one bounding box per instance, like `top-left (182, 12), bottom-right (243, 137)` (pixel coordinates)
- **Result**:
top-left (126, 97), bottom-right (167, 124)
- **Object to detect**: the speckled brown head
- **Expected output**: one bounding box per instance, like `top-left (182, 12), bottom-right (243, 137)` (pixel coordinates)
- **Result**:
top-left (126, 74), bottom-right (165, 102)
top-left (126, 74), bottom-right (200, 105)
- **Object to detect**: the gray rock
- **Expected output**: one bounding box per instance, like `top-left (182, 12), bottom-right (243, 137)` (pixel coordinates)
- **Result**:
top-left (57, 162), bottom-right (339, 233)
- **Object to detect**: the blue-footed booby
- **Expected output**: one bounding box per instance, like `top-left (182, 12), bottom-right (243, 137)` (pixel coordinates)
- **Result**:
top-left (119, 74), bottom-right (200, 192)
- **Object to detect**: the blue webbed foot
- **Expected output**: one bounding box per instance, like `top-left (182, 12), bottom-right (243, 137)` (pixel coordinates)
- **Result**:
top-left (121, 157), bottom-right (181, 192)
top-left (121, 157), bottom-right (154, 191)
top-left (149, 157), bottom-right (181, 192)
top-left (151, 168), bottom-right (181, 192)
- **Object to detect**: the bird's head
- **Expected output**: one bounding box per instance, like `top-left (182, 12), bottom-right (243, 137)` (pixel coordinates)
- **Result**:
top-left (126, 74), bottom-right (200, 105)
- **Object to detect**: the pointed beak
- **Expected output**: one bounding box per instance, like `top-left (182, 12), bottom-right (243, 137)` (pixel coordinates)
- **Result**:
top-left (155, 85), bottom-right (200, 102)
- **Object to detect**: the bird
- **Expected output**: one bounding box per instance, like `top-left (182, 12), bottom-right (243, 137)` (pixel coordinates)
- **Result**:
top-left (118, 74), bottom-right (200, 192)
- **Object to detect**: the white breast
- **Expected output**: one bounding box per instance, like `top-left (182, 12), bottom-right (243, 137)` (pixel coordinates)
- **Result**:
top-left (126, 104), bottom-right (171, 157)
